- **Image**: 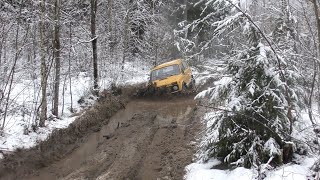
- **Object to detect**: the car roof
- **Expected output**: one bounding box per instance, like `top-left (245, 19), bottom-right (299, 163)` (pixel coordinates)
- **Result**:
top-left (151, 59), bottom-right (183, 71)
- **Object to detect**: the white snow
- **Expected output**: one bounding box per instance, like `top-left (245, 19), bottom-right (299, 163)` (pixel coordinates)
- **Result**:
top-left (185, 158), bottom-right (315, 180)
top-left (264, 138), bottom-right (281, 157)
top-left (0, 117), bottom-right (76, 151)
top-left (0, 60), bottom-right (149, 157)
top-left (264, 157), bottom-right (316, 180)
top-left (185, 159), bottom-right (255, 180)
top-left (185, 100), bottom-right (319, 180)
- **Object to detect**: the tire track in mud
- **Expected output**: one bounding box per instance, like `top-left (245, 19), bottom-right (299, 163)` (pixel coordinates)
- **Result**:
top-left (26, 97), bottom-right (202, 180)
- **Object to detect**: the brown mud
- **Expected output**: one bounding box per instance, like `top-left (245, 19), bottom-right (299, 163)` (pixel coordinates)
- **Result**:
top-left (0, 89), bottom-right (203, 180)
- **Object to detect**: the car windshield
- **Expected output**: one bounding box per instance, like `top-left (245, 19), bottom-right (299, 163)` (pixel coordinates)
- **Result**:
top-left (151, 64), bottom-right (181, 81)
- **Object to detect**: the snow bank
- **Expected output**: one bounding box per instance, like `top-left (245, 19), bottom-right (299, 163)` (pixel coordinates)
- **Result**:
top-left (265, 157), bottom-right (316, 180)
top-left (185, 160), bottom-right (254, 180)
top-left (0, 60), bottom-right (149, 157)
top-left (185, 106), bottom-right (318, 180)
top-left (185, 159), bottom-right (314, 180)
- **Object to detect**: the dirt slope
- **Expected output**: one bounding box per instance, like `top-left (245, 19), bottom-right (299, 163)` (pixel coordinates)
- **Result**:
top-left (20, 96), bottom-right (201, 180)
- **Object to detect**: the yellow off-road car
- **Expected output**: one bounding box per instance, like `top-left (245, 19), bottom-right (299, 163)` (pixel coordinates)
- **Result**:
top-left (148, 59), bottom-right (195, 93)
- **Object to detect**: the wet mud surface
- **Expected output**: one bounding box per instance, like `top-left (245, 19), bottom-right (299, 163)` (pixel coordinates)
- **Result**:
top-left (3, 95), bottom-right (203, 180)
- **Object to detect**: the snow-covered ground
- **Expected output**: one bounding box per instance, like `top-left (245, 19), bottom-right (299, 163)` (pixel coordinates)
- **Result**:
top-left (185, 107), bottom-right (320, 180)
top-left (0, 61), bottom-right (149, 159)
top-left (185, 157), bottom-right (317, 180)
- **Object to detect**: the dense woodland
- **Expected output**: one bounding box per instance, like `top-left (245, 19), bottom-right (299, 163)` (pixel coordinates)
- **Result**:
top-left (1, 0), bottom-right (320, 178)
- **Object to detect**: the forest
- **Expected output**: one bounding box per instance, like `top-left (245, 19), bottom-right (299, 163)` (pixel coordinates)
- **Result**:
top-left (1, 0), bottom-right (320, 179)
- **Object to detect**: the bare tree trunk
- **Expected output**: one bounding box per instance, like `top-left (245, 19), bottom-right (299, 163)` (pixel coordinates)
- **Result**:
top-left (108, 0), bottom-right (114, 62)
top-left (39, 0), bottom-right (47, 127)
top-left (61, 72), bottom-right (66, 115)
top-left (183, 0), bottom-right (188, 39)
top-left (122, 9), bottom-right (129, 73)
top-left (312, 0), bottom-right (320, 46)
top-left (0, 25), bottom-right (5, 67)
top-left (312, 0), bottom-right (320, 113)
top-left (29, 24), bottom-right (38, 129)
top-left (152, 1), bottom-right (158, 66)
top-left (53, 0), bottom-right (61, 117)
top-left (3, 27), bottom-right (7, 68)
top-left (68, 23), bottom-right (73, 112)
top-left (91, 0), bottom-right (99, 91)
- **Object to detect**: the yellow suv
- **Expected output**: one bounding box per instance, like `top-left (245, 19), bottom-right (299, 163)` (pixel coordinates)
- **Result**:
top-left (148, 59), bottom-right (194, 93)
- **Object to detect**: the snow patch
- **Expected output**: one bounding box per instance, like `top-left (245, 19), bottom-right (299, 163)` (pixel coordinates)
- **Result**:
top-left (0, 60), bottom-right (149, 158)
top-left (185, 160), bottom-right (254, 180)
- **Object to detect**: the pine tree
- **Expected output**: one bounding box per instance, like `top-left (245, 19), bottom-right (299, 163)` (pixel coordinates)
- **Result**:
top-left (193, 0), bottom-right (303, 169)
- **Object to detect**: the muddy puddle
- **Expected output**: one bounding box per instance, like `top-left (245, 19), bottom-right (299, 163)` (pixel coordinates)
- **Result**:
top-left (23, 97), bottom-right (202, 180)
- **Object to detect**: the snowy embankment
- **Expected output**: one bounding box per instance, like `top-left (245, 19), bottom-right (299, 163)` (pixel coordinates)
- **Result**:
top-left (0, 61), bottom-right (149, 159)
top-left (186, 157), bottom-right (316, 180)
top-left (185, 104), bottom-right (319, 180)
top-left (185, 61), bottom-right (320, 180)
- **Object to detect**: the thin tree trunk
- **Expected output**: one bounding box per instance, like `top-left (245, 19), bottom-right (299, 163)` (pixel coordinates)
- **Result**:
top-left (0, 25), bottom-right (5, 67)
top-left (152, 1), bottom-right (158, 66)
top-left (91, 0), bottom-right (99, 91)
top-left (122, 9), bottom-right (129, 73)
top-left (184, 0), bottom-right (188, 39)
top-left (312, 0), bottom-right (320, 114)
top-left (61, 72), bottom-right (66, 115)
top-left (312, 0), bottom-right (320, 50)
top-left (30, 24), bottom-right (38, 129)
top-left (39, 0), bottom-right (47, 127)
top-left (53, 0), bottom-right (61, 117)
top-left (309, 70), bottom-right (317, 125)
top-left (68, 23), bottom-right (73, 112)
top-left (108, 0), bottom-right (113, 62)
top-left (3, 26), bottom-right (7, 68)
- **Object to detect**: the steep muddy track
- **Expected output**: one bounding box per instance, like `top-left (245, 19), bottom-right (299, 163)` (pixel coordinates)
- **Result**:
top-left (24, 96), bottom-right (202, 180)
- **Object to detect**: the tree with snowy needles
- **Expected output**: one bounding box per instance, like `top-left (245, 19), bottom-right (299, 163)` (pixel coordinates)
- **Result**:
top-left (191, 0), bottom-right (304, 171)
top-left (174, 0), bottom-right (231, 60)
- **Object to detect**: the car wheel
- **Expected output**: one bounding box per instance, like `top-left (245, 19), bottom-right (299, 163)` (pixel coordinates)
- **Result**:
top-left (146, 85), bottom-right (156, 95)
top-left (182, 82), bottom-right (188, 92)
top-left (189, 78), bottom-right (196, 89)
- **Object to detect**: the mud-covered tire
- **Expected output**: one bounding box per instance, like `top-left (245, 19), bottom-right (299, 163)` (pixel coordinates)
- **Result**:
top-left (181, 82), bottom-right (188, 93)
top-left (189, 78), bottom-right (195, 89)
top-left (144, 85), bottom-right (156, 96)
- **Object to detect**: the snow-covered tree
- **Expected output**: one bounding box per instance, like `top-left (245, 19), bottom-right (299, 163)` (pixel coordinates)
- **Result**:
top-left (174, 0), bottom-right (230, 60)
top-left (189, 0), bottom-right (305, 170)
top-left (198, 41), bottom-right (300, 167)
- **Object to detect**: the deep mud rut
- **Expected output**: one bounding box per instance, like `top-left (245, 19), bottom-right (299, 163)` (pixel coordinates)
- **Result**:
top-left (25, 97), bottom-right (202, 180)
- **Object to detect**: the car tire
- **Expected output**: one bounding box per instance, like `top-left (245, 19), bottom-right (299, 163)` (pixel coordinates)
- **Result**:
top-left (146, 85), bottom-right (156, 95)
top-left (189, 78), bottom-right (196, 89)
top-left (182, 82), bottom-right (188, 92)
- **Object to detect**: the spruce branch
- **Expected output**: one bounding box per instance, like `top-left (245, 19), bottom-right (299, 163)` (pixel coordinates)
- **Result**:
top-left (197, 103), bottom-right (319, 149)
top-left (224, 0), bottom-right (294, 134)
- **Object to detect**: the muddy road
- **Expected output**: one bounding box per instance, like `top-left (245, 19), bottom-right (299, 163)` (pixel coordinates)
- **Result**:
top-left (21, 96), bottom-right (202, 180)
